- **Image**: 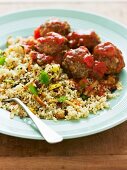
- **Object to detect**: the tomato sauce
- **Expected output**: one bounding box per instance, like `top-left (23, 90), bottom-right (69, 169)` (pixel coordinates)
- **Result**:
top-left (94, 42), bottom-right (116, 57)
top-left (93, 61), bottom-right (107, 78)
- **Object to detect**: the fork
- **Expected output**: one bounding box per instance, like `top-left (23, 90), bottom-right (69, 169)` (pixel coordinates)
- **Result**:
top-left (4, 98), bottom-right (63, 143)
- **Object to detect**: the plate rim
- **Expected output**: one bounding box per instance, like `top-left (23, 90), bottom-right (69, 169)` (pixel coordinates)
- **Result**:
top-left (1, 8), bottom-right (127, 39)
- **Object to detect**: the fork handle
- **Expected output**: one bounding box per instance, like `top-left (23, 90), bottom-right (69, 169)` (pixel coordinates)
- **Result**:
top-left (11, 98), bottom-right (63, 143)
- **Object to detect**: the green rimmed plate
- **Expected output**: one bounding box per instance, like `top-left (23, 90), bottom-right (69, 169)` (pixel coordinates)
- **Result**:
top-left (0, 9), bottom-right (127, 140)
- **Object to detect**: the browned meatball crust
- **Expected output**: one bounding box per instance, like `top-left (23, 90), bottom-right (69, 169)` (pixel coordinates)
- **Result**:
top-left (93, 42), bottom-right (125, 74)
top-left (40, 19), bottom-right (71, 37)
top-left (67, 30), bottom-right (100, 51)
top-left (36, 32), bottom-right (68, 55)
top-left (62, 46), bottom-right (94, 79)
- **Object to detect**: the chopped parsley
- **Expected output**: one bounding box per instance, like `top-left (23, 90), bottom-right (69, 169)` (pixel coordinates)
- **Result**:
top-left (28, 84), bottom-right (38, 95)
top-left (57, 96), bottom-right (68, 103)
top-left (0, 57), bottom-right (5, 65)
top-left (80, 94), bottom-right (88, 100)
top-left (0, 50), bottom-right (6, 65)
top-left (39, 70), bottom-right (50, 85)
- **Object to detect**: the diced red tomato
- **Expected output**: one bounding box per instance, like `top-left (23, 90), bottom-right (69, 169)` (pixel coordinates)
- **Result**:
top-left (34, 26), bottom-right (41, 39)
top-left (79, 78), bottom-right (88, 88)
top-left (83, 55), bottom-right (94, 68)
top-left (98, 85), bottom-right (105, 96)
top-left (85, 85), bottom-right (93, 93)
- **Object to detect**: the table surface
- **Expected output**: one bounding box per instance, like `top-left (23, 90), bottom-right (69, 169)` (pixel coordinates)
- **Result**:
top-left (0, 1), bottom-right (127, 169)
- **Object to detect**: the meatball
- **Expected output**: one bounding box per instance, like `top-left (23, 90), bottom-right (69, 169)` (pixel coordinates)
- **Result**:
top-left (62, 46), bottom-right (94, 79)
top-left (39, 19), bottom-right (71, 37)
top-left (67, 30), bottom-right (100, 51)
top-left (30, 51), bottom-right (53, 66)
top-left (92, 60), bottom-right (107, 79)
top-left (93, 42), bottom-right (125, 74)
top-left (36, 32), bottom-right (68, 56)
